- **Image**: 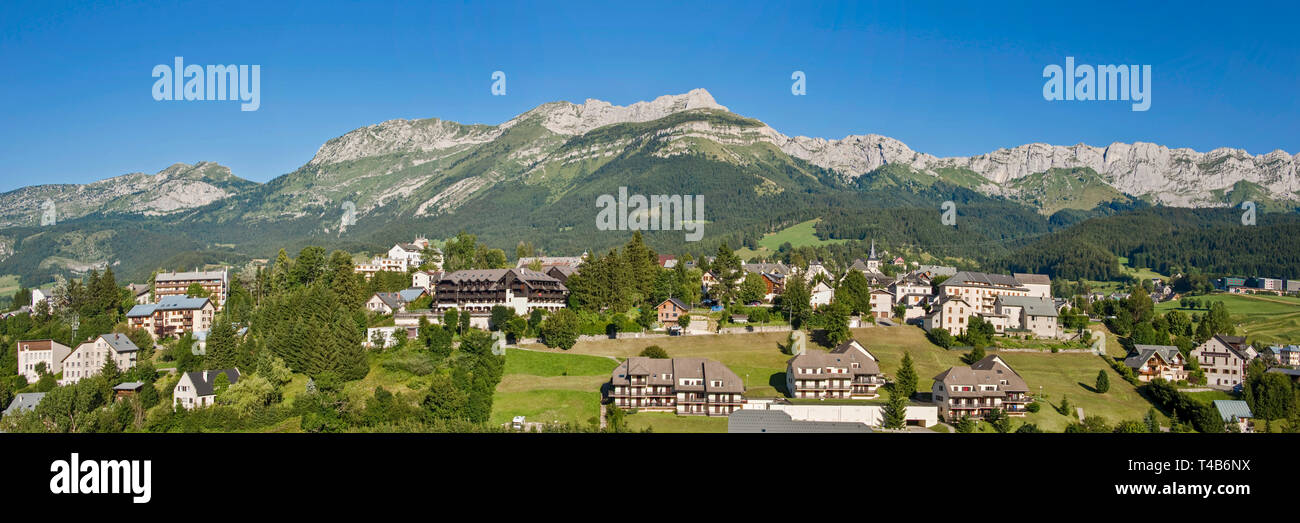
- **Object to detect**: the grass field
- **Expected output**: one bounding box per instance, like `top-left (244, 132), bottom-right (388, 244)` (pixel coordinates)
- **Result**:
top-left (0, 274), bottom-right (20, 299)
top-left (489, 348), bottom-right (618, 427)
top-left (1155, 293), bottom-right (1300, 345)
top-left (736, 218), bottom-right (847, 259)
top-left (509, 325), bottom-right (1165, 433)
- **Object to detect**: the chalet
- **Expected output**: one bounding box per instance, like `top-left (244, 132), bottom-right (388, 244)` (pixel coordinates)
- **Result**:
top-left (994, 295), bottom-right (1059, 339)
top-left (1192, 335), bottom-right (1255, 389)
top-left (760, 273), bottom-right (785, 301)
top-left (785, 339), bottom-right (885, 399)
top-left (932, 355), bottom-right (1031, 420)
top-left (113, 382), bottom-right (146, 400)
top-left (365, 288), bottom-right (428, 315)
top-left (30, 287), bottom-right (54, 310)
top-left (433, 268), bottom-right (568, 316)
top-left (126, 295), bottom-right (215, 338)
top-left (1124, 345), bottom-right (1187, 383)
top-left (701, 271), bottom-right (719, 289)
top-left (656, 298), bottom-right (689, 325)
top-left (59, 334), bottom-right (141, 385)
top-left (608, 357), bottom-right (746, 416)
top-left (154, 269), bottom-right (228, 309)
top-left (173, 368), bottom-right (241, 410)
top-left (545, 265), bottom-right (578, 284)
top-left (15, 339), bottom-right (73, 383)
top-left (658, 255), bottom-right (676, 268)
top-left (891, 256), bottom-right (905, 266)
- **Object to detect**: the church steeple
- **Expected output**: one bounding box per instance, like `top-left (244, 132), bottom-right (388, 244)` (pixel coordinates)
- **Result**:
top-left (868, 239), bottom-right (878, 261)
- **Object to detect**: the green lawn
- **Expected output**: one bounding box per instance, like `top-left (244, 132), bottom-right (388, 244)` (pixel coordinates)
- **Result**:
top-left (1156, 293), bottom-right (1300, 345)
top-left (624, 411), bottom-right (728, 433)
top-left (503, 348), bottom-right (618, 377)
top-left (736, 218), bottom-right (847, 259)
top-left (489, 348), bottom-right (619, 427)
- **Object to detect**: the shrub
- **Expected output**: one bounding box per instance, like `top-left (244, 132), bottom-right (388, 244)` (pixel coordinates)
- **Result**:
top-left (1025, 402), bottom-right (1041, 413)
top-left (639, 346), bottom-right (669, 359)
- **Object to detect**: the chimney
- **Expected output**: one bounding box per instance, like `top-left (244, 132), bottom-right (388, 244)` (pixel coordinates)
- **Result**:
top-left (204, 370), bottom-right (210, 381)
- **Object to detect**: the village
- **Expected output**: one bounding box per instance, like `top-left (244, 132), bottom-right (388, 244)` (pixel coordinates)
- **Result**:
top-left (2, 233), bottom-right (1299, 434)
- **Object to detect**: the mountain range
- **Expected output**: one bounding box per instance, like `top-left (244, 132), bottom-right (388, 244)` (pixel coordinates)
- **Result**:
top-left (0, 88), bottom-right (1296, 285)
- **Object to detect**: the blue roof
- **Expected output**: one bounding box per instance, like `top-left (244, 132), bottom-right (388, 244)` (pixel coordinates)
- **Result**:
top-left (1213, 400), bottom-right (1253, 422)
top-left (398, 288), bottom-right (426, 303)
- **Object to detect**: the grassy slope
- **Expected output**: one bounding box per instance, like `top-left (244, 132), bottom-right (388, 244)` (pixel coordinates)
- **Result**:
top-left (1156, 293), bottom-right (1300, 345)
top-left (737, 218), bottom-right (848, 259)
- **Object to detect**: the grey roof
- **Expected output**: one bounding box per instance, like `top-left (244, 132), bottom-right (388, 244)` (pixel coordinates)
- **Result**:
top-left (182, 368), bottom-right (241, 397)
top-left (996, 295), bottom-right (1058, 317)
top-left (155, 270), bottom-right (225, 282)
top-left (1013, 273), bottom-right (1051, 285)
top-left (127, 283), bottom-right (151, 296)
top-left (917, 265), bottom-right (957, 276)
top-left (660, 297), bottom-right (688, 311)
top-left (933, 355), bottom-right (1029, 395)
top-left (100, 333), bottom-right (141, 353)
top-left (1266, 367), bottom-right (1300, 377)
top-left (127, 295), bottom-right (212, 317)
top-left (941, 271), bottom-right (1026, 290)
top-left (113, 381), bottom-right (145, 391)
top-left (1124, 345), bottom-right (1182, 369)
top-left (1213, 400), bottom-right (1253, 422)
top-left (743, 262), bottom-right (790, 275)
top-left (372, 292), bottom-right (405, 310)
top-left (787, 339), bottom-right (880, 377)
top-left (3, 392), bottom-right (46, 416)
top-left (728, 409), bottom-right (872, 433)
top-left (397, 288), bottom-right (427, 303)
top-left (611, 357), bottom-right (745, 394)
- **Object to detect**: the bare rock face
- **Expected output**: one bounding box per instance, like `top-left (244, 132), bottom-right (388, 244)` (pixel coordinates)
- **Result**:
top-left (307, 118), bottom-right (501, 167)
top-left (504, 88), bottom-right (729, 135)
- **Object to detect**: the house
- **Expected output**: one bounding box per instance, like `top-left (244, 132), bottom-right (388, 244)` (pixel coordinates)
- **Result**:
top-left (803, 261), bottom-right (833, 284)
top-left (656, 298), bottom-right (689, 325)
top-left (743, 262), bottom-right (791, 276)
top-left (411, 270), bottom-right (444, 291)
top-left (544, 265), bottom-right (578, 284)
top-left (1266, 367), bottom-right (1300, 384)
top-left (173, 368), bottom-right (241, 410)
top-left (2, 392), bottom-right (45, 417)
top-left (153, 269), bottom-right (228, 309)
top-left (810, 281), bottom-right (834, 309)
top-left (760, 273), bottom-right (785, 301)
top-left (1266, 344), bottom-right (1300, 366)
top-left (889, 274), bottom-right (932, 307)
top-left (658, 255), bottom-right (676, 268)
top-left (1011, 273), bottom-right (1052, 299)
top-left (353, 257), bottom-right (407, 279)
top-left (127, 283), bottom-right (151, 304)
top-left (388, 238), bottom-right (433, 270)
top-left (1123, 345), bottom-right (1187, 383)
top-left (608, 357), bottom-right (746, 416)
top-left (113, 382), bottom-right (146, 400)
top-left (15, 339), bottom-right (73, 383)
top-left (730, 314), bottom-right (749, 324)
top-left (433, 268), bottom-right (568, 317)
top-left (931, 355), bottom-right (1031, 420)
top-left (126, 295), bottom-right (215, 338)
top-left (701, 271), bottom-right (718, 290)
top-left (30, 287), bottom-right (55, 310)
top-left (922, 296), bottom-right (976, 335)
top-left (994, 295), bottom-right (1059, 338)
top-left (1213, 400), bottom-right (1254, 433)
top-left (366, 292), bottom-right (408, 314)
top-left (868, 289), bottom-right (894, 319)
top-left (1192, 335), bottom-right (1254, 389)
top-left (916, 265), bottom-right (957, 277)
top-left (785, 339), bottom-right (885, 399)
top-left (59, 334), bottom-right (141, 385)
top-left (892, 256), bottom-right (905, 266)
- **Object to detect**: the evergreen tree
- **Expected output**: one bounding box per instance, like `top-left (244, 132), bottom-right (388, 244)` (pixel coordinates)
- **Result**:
top-left (895, 352), bottom-right (918, 399)
top-left (204, 316), bottom-right (238, 370)
top-left (1095, 370), bottom-right (1110, 394)
top-left (882, 388), bottom-right (908, 429)
top-left (780, 276), bottom-right (812, 329)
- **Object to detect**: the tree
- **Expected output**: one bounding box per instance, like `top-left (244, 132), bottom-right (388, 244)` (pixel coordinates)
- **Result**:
top-left (639, 346), bottom-right (669, 359)
top-left (213, 372), bottom-right (231, 397)
top-left (1095, 370), bottom-right (1110, 394)
top-left (881, 388), bottom-right (907, 430)
top-left (100, 352), bottom-right (121, 385)
top-left (926, 327), bottom-right (954, 349)
top-left (895, 352), bottom-right (918, 399)
top-left (489, 305), bottom-right (515, 332)
top-left (423, 374), bottom-right (468, 422)
top-left (444, 308), bottom-right (459, 334)
top-left (712, 243), bottom-right (743, 305)
top-left (986, 408), bottom-right (1011, 433)
top-left (955, 415), bottom-right (976, 433)
top-left (962, 345), bottom-right (986, 365)
top-left (834, 270), bottom-right (872, 315)
top-left (1144, 408), bottom-right (1161, 433)
top-left (817, 302), bottom-right (850, 347)
top-left (1113, 420), bottom-right (1148, 433)
top-left (204, 316), bottom-right (238, 370)
top-left (678, 314), bottom-right (691, 329)
top-left (780, 276), bottom-right (812, 329)
top-left (739, 272), bottom-right (768, 304)
top-left (540, 309), bottom-right (580, 350)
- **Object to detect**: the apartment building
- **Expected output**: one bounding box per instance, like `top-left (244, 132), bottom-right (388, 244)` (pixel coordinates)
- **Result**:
top-left (127, 295), bottom-right (215, 338)
top-left (15, 339), bottom-right (73, 382)
top-left (1124, 345), bottom-right (1187, 383)
top-left (1192, 335), bottom-right (1254, 389)
top-left (785, 339), bottom-right (885, 399)
top-left (154, 269), bottom-right (228, 309)
top-left (994, 295), bottom-right (1059, 339)
top-left (937, 271), bottom-right (1048, 314)
top-left (922, 296), bottom-right (977, 335)
top-left (931, 355), bottom-right (1031, 420)
top-left (608, 357), bottom-right (746, 416)
top-left (59, 334), bottom-right (141, 385)
top-left (1267, 344), bottom-right (1300, 366)
top-left (433, 268), bottom-right (568, 316)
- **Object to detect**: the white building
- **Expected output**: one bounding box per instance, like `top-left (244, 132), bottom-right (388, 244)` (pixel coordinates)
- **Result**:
top-left (810, 281), bottom-right (834, 309)
top-left (59, 334), bottom-right (141, 385)
top-left (15, 339), bottom-right (72, 383)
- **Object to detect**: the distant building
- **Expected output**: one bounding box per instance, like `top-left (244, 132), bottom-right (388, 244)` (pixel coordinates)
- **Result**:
top-left (608, 357), bottom-right (746, 416)
top-left (810, 281), bottom-right (834, 309)
top-left (153, 269), bottom-right (228, 309)
top-left (932, 355), bottom-right (1030, 420)
top-left (433, 269), bottom-right (567, 316)
top-left (1266, 344), bottom-right (1300, 366)
top-left (1192, 335), bottom-right (1254, 389)
top-left (127, 283), bottom-right (151, 304)
top-left (1213, 400), bottom-right (1254, 433)
top-left (994, 295), bottom-right (1059, 339)
top-left (127, 295), bottom-right (215, 338)
top-left (656, 298), bottom-right (689, 325)
top-left (15, 339), bottom-right (72, 383)
top-left (2, 392), bottom-right (46, 417)
top-left (59, 334), bottom-right (141, 385)
top-left (173, 368), bottom-right (241, 410)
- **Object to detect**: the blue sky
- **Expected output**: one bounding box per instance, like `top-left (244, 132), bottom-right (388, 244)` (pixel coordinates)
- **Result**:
top-left (1, 0), bottom-right (1297, 192)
